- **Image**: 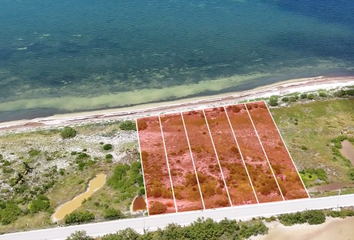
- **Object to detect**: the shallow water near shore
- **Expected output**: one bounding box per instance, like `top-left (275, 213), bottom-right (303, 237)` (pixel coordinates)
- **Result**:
top-left (52, 174), bottom-right (106, 221)
top-left (1, 0), bottom-right (354, 119)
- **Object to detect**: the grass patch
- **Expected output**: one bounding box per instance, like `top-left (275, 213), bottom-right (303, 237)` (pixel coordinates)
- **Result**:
top-left (270, 99), bottom-right (354, 193)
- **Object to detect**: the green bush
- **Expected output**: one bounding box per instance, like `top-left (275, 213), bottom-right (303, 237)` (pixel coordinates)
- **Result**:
top-left (0, 202), bottom-right (22, 225)
top-left (319, 91), bottom-right (327, 97)
top-left (307, 94), bottom-right (315, 100)
top-left (289, 96), bottom-right (298, 102)
top-left (119, 120), bottom-right (137, 131)
top-left (27, 195), bottom-right (51, 214)
top-left (328, 208), bottom-right (354, 218)
top-left (278, 210), bottom-right (325, 226)
top-left (64, 211), bottom-right (95, 225)
top-left (103, 144), bottom-right (113, 151)
top-left (300, 93), bottom-right (307, 99)
top-left (65, 230), bottom-right (94, 240)
top-left (28, 149), bottom-right (41, 157)
top-left (281, 97), bottom-right (289, 102)
top-left (334, 89), bottom-right (354, 97)
top-left (99, 217), bottom-right (268, 240)
top-left (348, 169), bottom-right (354, 181)
top-left (103, 208), bottom-right (124, 220)
top-left (304, 210), bottom-right (326, 225)
top-left (301, 146), bottom-right (308, 151)
top-left (300, 168), bottom-right (327, 185)
top-left (268, 96), bottom-right (279, 106)
top-left (278, 212), bottom-right (306, 226)
top-left (107, 162), bottom-right (143, 201)
top-left (76, 152), bottom-right (90, 160)
top-left (60, 127), bottom-right (77, 139)
top-left (105, 154), bottom-right (113, 160)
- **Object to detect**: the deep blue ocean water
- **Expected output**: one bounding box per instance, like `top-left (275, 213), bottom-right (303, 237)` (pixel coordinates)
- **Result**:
top-left (0, 0), bottom-right (354, 121)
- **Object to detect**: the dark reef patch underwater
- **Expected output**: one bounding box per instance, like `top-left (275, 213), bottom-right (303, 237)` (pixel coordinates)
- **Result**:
top-left (0, 0), bottom-right (354, 121)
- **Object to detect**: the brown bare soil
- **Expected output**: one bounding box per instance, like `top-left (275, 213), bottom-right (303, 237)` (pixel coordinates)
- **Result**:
top-left (225, 104), bottom-right (283, 203)
top-left (204, 107), bottom-right (257, 205)
top-left (160, 113), bottom-right (204, 212)
top-left (137, 117), bottom-right (176, 215)
top-left (132, 196), bottom-right (147, 212)
top-left (246, 101), bottom-right (308, 200)
top-left (182, 110), bottom-right (232, 209)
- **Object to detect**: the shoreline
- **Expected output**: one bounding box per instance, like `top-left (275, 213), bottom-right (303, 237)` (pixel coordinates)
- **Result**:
top-left (1, 75), bottom-right (354, 131)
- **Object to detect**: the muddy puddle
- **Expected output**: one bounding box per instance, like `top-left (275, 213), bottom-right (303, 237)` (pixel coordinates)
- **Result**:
top-left (52, 174), bottom-right (106, 221)
top-left (340, 140), bottom-right (354, 166)
top-left (131, 196), bottom-right (147, 212)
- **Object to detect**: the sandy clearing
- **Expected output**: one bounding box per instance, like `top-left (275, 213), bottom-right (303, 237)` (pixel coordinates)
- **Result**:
top-left (251, 217), bottom-right (354, 240)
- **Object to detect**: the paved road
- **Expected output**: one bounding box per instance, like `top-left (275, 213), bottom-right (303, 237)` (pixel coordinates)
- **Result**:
top-left (1, 194), bottom-right (353, 240)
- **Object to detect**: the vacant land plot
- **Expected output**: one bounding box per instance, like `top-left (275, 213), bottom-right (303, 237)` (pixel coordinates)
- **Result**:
top-left (0, 121), bottom-right (141, 233)
top-left (270, 99), bottom-right (354, 197)
top-left (137, 102), bottom-right (309, 215)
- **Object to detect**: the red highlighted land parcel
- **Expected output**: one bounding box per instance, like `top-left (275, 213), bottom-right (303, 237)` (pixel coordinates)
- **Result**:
top-left (137, 102), bottom-right (309, 215)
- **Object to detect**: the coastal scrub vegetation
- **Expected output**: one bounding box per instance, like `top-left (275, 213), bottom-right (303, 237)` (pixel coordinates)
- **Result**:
top-left (64, 210), bottom-right (95, 224)
top-left (299, 168), bottom-right (328, 186)
top-left (278, 210), bottom-right (325, 226)
top-left (107, 161), bottom-right (144, 201)
top-left (266, 86), bottom-right (354, 107)
top-left (65, 207), bottom-right (354, 240)
top-left (119, 120), bottom-right (137, 131)
top-left (0, 120), bottom-right (142, 233)
top-left (270, 98), bottom-right (354, 196)
top-left (66, 217), bottom-right (268, 240)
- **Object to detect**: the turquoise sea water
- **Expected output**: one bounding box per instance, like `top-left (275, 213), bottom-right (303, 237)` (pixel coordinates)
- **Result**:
top-left (0, 0), bottom-right (354, 121)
